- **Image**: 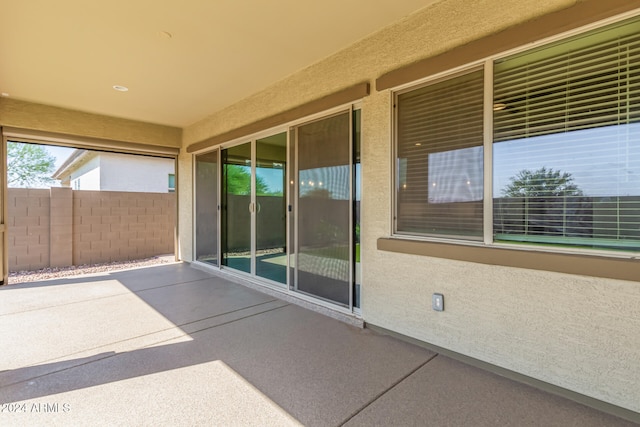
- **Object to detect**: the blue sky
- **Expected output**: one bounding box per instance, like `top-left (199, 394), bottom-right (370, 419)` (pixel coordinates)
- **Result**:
top-left (45, 145), bottom-right (75, 171)
top-left (493, 123), bottom-right (640, 197)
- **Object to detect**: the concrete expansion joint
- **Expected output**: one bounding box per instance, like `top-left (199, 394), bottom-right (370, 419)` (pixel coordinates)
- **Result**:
top-left (190, 263), bottom-right (364, 328)
top-left (338, 354), bottom-right (438, 426)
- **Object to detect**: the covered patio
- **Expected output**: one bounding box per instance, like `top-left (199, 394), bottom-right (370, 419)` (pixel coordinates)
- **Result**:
top-left (0, 263), bottom-right (633, 426)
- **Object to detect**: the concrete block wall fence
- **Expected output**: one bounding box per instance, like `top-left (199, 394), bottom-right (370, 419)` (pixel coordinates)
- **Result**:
top-left (7, 187), bottom-right (175, 271)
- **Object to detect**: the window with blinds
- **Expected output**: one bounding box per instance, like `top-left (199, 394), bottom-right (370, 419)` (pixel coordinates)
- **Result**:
top-left (493, 17), bottom-right (640, 251)
top-left (394, 15), bottom-right (640, 253)
top-left (395, 69), bottom-right (484, 239)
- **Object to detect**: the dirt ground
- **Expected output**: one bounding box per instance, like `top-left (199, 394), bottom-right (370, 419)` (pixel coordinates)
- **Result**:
top-left (7, 254), bottom-right (176, 284)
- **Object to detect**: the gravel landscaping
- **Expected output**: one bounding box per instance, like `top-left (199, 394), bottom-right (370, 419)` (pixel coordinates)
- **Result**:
top-left (8, 255), bottom-right (177, 284)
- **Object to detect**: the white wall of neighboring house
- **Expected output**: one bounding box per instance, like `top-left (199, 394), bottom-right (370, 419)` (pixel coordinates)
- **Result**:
top-left (69, 155), bottom-right (101, 190)
top-left (99, 154), bottom-right (174, 193)
top-left (58, 152), bottom-right (175, 193)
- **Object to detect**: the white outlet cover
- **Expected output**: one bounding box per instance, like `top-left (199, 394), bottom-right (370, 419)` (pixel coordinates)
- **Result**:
top-left (432, 293), bottom-right (444, 311)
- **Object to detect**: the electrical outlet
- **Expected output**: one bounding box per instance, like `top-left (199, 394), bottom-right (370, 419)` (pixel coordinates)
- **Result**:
top-left (432, 293), bottom-right (444, 311)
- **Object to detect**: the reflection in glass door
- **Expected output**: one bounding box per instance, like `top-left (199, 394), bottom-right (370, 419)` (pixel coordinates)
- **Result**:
top-left (221, 142), bottom-right (252, 274)
top-left (295, 112), bottom-right (351, 306)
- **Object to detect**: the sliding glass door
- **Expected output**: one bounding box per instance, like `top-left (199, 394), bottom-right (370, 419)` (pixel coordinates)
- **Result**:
top-left (197, 109), bottom-right (361, 310)
top-left (221, 133), bottom-right (287, 285)
top-left (195, 150), bottom-right (219, 265)
top-left (294, 112), bottom-right (352, 307)
top-left (255, 133), bottom-right (287, 283)
top-left (221, 142), bottom-right (252, 274)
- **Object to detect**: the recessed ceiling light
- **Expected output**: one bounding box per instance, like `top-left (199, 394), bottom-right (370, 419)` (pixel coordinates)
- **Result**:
top-left (1, 92), bottom-right (9, 97)
top-left (113, 85), bottom-right (129, 92)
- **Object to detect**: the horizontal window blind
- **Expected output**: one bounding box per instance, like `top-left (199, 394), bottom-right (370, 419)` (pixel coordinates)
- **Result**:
top-left (396, 70), bottom-right (484, 239)
top-left (493, 17), bottom-right (640, 251)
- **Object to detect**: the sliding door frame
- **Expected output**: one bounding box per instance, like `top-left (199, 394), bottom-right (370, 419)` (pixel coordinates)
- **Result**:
top-left (191, 103), bottom-right (362, 315)
top-left (193, 147), bottom-right (221, 267)
top-left (292, 107), bottom-right (354, 308)
top-left (220, 139), bottom-right (253, 276)
top-left (217, 127), bottom-right (290, 287)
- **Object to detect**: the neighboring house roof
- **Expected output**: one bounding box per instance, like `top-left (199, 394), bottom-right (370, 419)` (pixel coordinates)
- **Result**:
top-left (51, 149), bottom-right (94, 180)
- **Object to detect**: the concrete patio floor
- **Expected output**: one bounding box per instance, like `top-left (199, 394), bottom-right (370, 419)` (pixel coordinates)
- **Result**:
top-left (0, 263), bottom-right (636, 426)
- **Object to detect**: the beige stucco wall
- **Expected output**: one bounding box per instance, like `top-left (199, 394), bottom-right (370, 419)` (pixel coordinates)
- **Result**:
top-left (0, 98), bottom-right (181, 148)
top-left (177, 150), bottom-right (193, 262)
top-left (179, 0), bottom-right (640, 413)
